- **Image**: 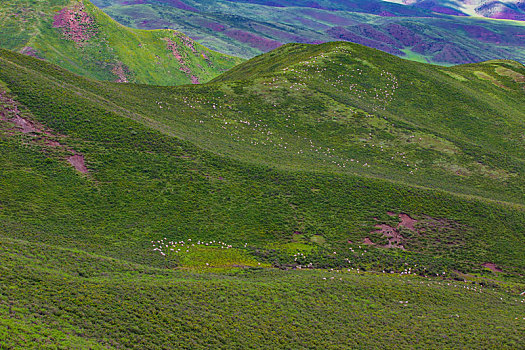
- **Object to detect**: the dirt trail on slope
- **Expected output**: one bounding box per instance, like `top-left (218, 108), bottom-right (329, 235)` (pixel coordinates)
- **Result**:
top-left (482, 262), bottom-right (503, 272)
top-left (1, 91), bottom-right (89, 174)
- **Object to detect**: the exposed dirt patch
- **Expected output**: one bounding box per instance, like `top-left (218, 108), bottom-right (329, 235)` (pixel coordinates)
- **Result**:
top-left (371, 212), bottom-right (469, 251)
top-left (363, 237), bottom-right (374, 245)
top-left (398, 213), bottom-right (417, 231)
top-left (372, 224), bottom-right (405, 249)
top-left (482, 262), bottom-right (503, 272)
top-left (53, 4), bottom-right (98, 46)
top-left (45, 140), bottom-right (62, 147)
top-left (19, 46), bottom-right (42, 59)
top-left (112, 62), bottom-right (129, 83)
top-left (68, 154), bottom-right (89, 174)
top-left (191, 75), bottom-right (200, 84)
top-left (163, 35), bottom-right (201, 84)
top-left (164, 37), bottom-right (185, 63)
top-left (10, 115), bottom-right (39, 133)
top-left (174, 32), bottom-right (198, 53)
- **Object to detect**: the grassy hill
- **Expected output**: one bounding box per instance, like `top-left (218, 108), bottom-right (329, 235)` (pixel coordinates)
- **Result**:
top-left (91, 0), bottom-right (525, 64)
top-left (0, 0), bottom-right (243, 85)
top-left (1, 43), bottom-right (524, 347)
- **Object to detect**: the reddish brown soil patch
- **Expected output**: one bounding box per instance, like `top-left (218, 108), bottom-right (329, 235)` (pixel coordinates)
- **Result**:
top-left (372, 224), bottom-right (404, 249)
top-left (45, 140), bottom-right (62, 147)
top-left (11, 115), bottom-right (39, 133)
top-left (482, 262), bottom-right (503, 273)
top-left (163, 35), bottom-right (201, 84)
top-left (190, 75), bottom-right (200, 84)
top-left (112, 62), bottom-right (129, 83)
top-left (398, 213), bottom-right (417, 231)
top-left (164, 37), bottom-right (185, 63)
top-left (363, 237), bottom-right (374, 245)
top-left (175, 32), bottom-right (198, 53)
top-left (53, 4), bottom-right (98, 46)
top-left (373, 211), bottom-right (469, 252)
top-left (68, 154), bottom-right (89, 174)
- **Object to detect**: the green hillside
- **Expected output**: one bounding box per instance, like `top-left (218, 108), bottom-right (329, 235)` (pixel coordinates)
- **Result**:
top-left (1, 43), bottom-right (524, 347)
top-left (0, 0), bottom-right (243, 85)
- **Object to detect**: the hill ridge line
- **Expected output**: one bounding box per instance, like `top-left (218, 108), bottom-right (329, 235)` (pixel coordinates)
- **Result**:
top-left (2, 53), bottom-right (524, 212)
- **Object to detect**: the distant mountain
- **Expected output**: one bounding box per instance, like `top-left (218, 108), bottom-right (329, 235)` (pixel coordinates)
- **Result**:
top-left (386, 0), bottom-right (525, 20)
top-left (89, 0), bottom-right (525, 64)
top-left (0, 0), bottom-right (243, 85)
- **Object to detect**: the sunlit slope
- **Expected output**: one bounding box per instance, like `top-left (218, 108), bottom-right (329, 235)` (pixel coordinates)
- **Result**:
top-left (1, 45), bottom-right (524, 277)
top-left (100, 42), bottom-right (525, 204)
top-left (0, 0), bottom-right (243, 85)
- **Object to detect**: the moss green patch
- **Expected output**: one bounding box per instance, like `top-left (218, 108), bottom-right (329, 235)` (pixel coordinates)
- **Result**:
top-left (310, 235), bottom-right (326, 245)
top-left (473, 71), bottom-right (508, 90)
top-left (442, 70), bottom-right (468, 82)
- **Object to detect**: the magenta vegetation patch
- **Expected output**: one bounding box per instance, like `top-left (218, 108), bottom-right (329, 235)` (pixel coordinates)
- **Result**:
top-left (224, 29), bottom-right (282, 51)
top-left (191, 19), bottom-right (226, 32)
top-left (19, 46), bottom-right (41, 59)
top-left (53, 4), bottom-right (98, 46)
top-left (299, 9), bottom-right (355, 26)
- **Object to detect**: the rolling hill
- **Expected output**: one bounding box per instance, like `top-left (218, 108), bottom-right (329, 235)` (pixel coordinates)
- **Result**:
top-left (1, 42), bottom-right (524, 347)
top-left (0, 0), bottom-right (243, 85)
top-left (91, 0), bottom-right (525, 64)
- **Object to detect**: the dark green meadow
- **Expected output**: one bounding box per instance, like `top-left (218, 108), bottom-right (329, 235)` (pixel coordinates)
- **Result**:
top-left (1, 42), bottom-right (524, 347)
top-left (1, 236), bottom-right (524, 349)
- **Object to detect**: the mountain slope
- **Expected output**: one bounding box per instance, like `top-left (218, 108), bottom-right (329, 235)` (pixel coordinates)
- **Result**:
top-left (386, 0), bottom-right (525, 20)
top-left (91, 0), bottom-right (525, 64)
top-left (1, 42), bottom-right (524, 269)
top-left (0, 0), bottom-right (243, 85)
top-left (1, 42), bottom-right (524, 348)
